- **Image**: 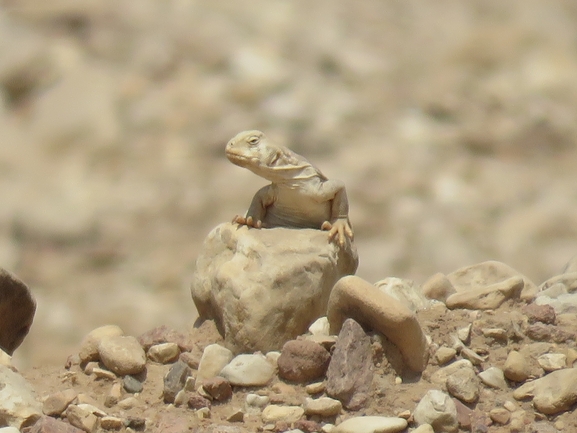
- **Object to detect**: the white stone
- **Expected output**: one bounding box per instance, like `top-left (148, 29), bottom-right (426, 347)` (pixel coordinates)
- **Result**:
top-left (430, 359), bottom-right (474, 388)
top-left (220, 354), bottom-right (275, 386)
top-left (478, 367), bottom-right (508, 389)
top-left (246, 393), bottom-right (269, 408)
top-left (374, 277), bottom-right (430, 313)
top-left (0, 365), bottom-right (42, 429)
top-left (191, 223), bottom-right (357, 353)
top-left (261, 405), bottom-right (304, 424)
top-left (0, 427), bottom-right (21, 433)
top-left (98, 335), bottom-right (146, 376)
top-left (333, 416), bottom-right (408, 433)
top-left (413, 390), bottom-right (458, 433)
top-left (538, 353), bottom-right (567, 372)
top-left (196, 344), bottom-right (233, 386)
top-left (309, 317), bottom-right (330, 336)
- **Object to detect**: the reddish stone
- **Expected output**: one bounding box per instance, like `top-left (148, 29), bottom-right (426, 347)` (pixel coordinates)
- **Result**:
top-left (326, 318), bottom-right (373, 410)
top-left (526, 323), bottom-right (572, 343)
top-left (202, 376), bottom-right (232, 401)
top-left (452, 398), bottom-right (473, 430)
top-left (188, 394), bottom-right (211, 409)
top-left (277, 339), bottom-right (330, 383)
top-left (523, 304), bottom-right (556, 325)
top-left (25, 416), bottom-right (84, 433)
top-left (138, 325), bottom-right (193, 352)
top-left (295, 419), bottom-right (322, 432)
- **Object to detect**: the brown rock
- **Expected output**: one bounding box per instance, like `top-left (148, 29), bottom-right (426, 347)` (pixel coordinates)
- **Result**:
top-left (202, 376), bottom-right (232, 401)
top-left (277, 340), bottom-right (330, 383)
top-left (187, 394), bottom-right (211, 410)
top-left (453, 398), bottom-right (473, 430)
top-left (328, 275), bottom-right (429, 372)
top-left (526, 323), bottom-right (572, 343)
top-left (326, 318), bottom-right (372, 410)
top-left (0, 269), bottom-right (36, 355)
top-left (294, 419), bottom-right (323, 433)
top-left (65, 405), bottom-right (98, 433)
top-left (137, 325), bottom-right (193, 352)
top-left (42, 389), bottom-right (78, 416)
top-left (522, 304), bottom-right (556, 325)
top-left (26, 416), bottom-right (85, 433)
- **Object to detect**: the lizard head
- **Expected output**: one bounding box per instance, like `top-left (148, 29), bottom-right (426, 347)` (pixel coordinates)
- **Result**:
top-left (226, 130), bottom-right (292, 180)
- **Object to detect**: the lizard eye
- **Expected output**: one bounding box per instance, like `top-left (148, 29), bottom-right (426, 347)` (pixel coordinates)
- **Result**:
top-left (247, 136), bottom-right (260, 146)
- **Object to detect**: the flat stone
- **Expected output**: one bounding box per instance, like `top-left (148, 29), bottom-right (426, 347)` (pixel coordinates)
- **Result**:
top-left (303, 397), bottom-right (342, 417)
top-left (137, 325), bottom-right (193, 352)
top-left (446, 366), bottom-right (479, 403)
top-left (0, 365), bottom-right (42, 429)
top-left (191, 223), bottom-right (357, 353)
top-left (78, 325), bottom-right (124, 364)
top-left (0, 269), bottom-right (36, 355)
top-left (202, 376), bottom-right (232, 401)
top-left (277, 339), bottom-right (330, 383)
top-left (261, 405), bottom-right (304, 424)
top-left (537, 353), bottom-right (567, 372)
top-left (219, 353), bottom-right (275, 386)
top-left (445, 276), bottom-right (524, 310)
top-left (27, 416), bottom-right (85, 433)
top-left (434, 347), bottom-right (457, 365)
top-left (374, 277), bottom-right (431, 312)
top-left (163, 360), bottom-right (191, 403)
top-left (306, 381), bottom-right (326, 395)
top-left (147, 342), bottom-right (180, 364)
top-left (430, 359), bottom-right (474, 389)
top-left (513, 367), bottom-right (577, 414)
top-left (65, 404), bottom-right (98, 433)
top-left (504, 350), bottom-right (531, 382)
top-left (478, 367), bottom-right (508, 389)
top-left (413, 390), bottom-right (458, 433)
top-left (196, 344), bottom-right (233, 386)
top-left (446, 260), bottom-right (537, 301)
top-left (42, 388), bottom-right (78, 416)
top-left (328, 276), bottom-right (429, 372)
top-left (326, 318), bottom-right (373, 410)
top-left (98, 335), bottom-right (146, 376)
top-left (332, 416), bottom-right (408, 433)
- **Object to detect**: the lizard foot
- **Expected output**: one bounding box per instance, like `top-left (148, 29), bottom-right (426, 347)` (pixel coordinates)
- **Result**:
top-left (322, 219), bottom-right (353, 246)
top-left (232, 215), bottom-right (263, 229)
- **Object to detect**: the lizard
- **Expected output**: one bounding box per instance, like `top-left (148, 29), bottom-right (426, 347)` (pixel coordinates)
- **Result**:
top-left (225, 130), bottom-right (353, 246)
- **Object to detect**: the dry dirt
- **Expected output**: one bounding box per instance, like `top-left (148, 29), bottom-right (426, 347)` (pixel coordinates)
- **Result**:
top-left (21, 299), bottom-right (577, 432)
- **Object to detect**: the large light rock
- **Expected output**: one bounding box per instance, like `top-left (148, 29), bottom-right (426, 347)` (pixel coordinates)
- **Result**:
top-left (413, 390), bottom-right (459, 433)
top-left (0, 365), bottom-right (42, 429)
top-left (333, 416), bottom-right (408, 433)
top-left (327, 275), bottom-right (429, 372)
top-left (0, 269), bottom-right (36, 355)
top-left (191, 223), bottom-right (357, 353)
top-left (513, 367), bottom-right (577, 414)
top-left (446, 260), bottom-right (537, 302)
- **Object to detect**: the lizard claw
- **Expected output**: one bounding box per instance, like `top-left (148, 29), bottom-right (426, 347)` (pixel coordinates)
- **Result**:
top-left (322, 219), bottom-right (353, 246)
top-left (233, 215), bottom-right (263, 229)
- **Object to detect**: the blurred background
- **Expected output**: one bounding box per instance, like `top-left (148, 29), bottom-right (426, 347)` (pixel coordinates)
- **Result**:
top-left (2, 0), bottom-right (577, 368)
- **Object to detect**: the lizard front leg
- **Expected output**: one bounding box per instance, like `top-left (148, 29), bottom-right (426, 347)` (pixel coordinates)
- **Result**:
top-left (317, 180), bottom-right (353, 246)
top-left (233, 184), bottom-right (275, 229)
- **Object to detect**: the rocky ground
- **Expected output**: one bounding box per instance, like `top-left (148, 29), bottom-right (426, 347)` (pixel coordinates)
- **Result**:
top-left (1, 0), bottom-right (577, 432)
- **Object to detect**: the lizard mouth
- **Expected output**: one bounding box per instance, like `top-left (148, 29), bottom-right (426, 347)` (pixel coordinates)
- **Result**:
top-left (226, 150), bottom-right (252, 166)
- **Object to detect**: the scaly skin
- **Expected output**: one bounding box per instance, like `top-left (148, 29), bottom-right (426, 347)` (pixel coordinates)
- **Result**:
top-left (226, 130), bottom-right (353, 246)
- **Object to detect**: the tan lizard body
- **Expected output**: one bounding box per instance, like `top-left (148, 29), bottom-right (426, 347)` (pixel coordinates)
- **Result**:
top-left (225, 130), bottom-right (353, 245)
